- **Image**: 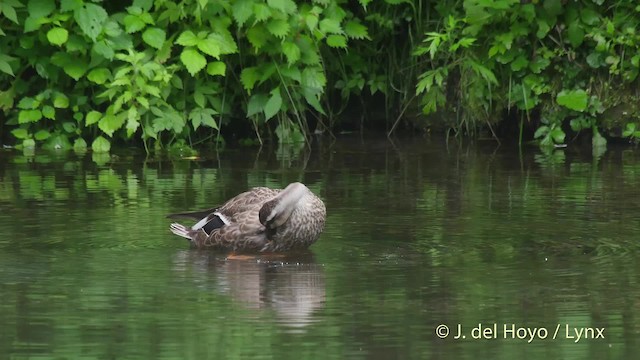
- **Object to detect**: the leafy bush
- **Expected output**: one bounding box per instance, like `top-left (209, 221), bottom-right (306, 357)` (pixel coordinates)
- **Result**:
top-left (0, 0), bottom-right (375, 152)
top-left (3, 0), bottom-right (640, 153)
top-left (413, 0), bottom-right (640, 147)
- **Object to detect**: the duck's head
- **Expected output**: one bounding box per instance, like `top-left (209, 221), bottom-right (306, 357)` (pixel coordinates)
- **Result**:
top-left (259, 182), bottom-right (308, 229)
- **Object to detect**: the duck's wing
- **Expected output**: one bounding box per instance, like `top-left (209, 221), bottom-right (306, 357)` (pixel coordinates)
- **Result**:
top-left (217, 187), bottom-right (281, 221)
top-left (208, 208), bottom-right (271, 250)
top-left (167, 187), bottom-right (281, 237)
top-left (166, 207), bottom-right (218, 220)
top-left (166, 206), bottom-right (227, 235)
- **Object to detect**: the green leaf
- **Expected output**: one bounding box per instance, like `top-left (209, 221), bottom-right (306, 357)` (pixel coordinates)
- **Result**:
top-left (136, 96), bottom-right (150, 108)
top-left (99, 112), bottom-right (126, 137)
top-left (144, 85), bottom-right (160, 98)
top-left (326, 34), bottom-right (347, 48)
top-left (586, 52), bottom-right (603, 68)
top-left (23, 139), bottom-right (36, 149)
top-left (623, 123), bottom-right (637, 137)
top-left (304, 91), bottom-right (325, 115)
top-left (151, 106), bottom-right (185, 134)
top-left (86, 110), bottom-right (102, 125)
top-left (139, 11), bottom-right (154, 25)
top-left (180, 48), bottom-right (207, 76)
top-left (209, 33), bottom-right (238, 55)
top-left (301, 66), bottom-right (326, 91)
top-left (11, 128), bottom-right (30, 140)
top-left (529, 57), bottom-right (550, 73)
top-left (19, 109), bottom-right (42, 123)
top-left (2, 3), bottom-right (19, 24)
top-left (240, 66), bottom-right (259, 92)
top-left (103, 20), bottom-right (122, 37)
top-left (304, 12), bottom-right (318, 31)
top-left (197, 37), bottom-right (221, 58)
top-left (319, 18), bottom-right (342, 34)
top-left (232, 0), bottom-right (253, 27)
top-left (266, 0), bottom-right (296, 14)
top-left (543, 0), bottom-right (562, 17)
top-left (556, 89), bottom-right (588, 112)
top-left (53, 93), bottom-right (69, 108)
top-left (176, 31), bottom-right (199, 46)
top-left (247, 93), bottom-right (268, 117)
top-left (123, 14), bottom-right (146, 33)
top-left (34, 129), bottom-right (51, 141)
top-left (297, 35), bottom-right (320, 65)
top-left (74, 3), bottom-right (108, 41)
top-left (93, 40), bottom-right (115, 60)
top-left (52, 52), bottom-right (88, 80)
top-left (47, 28), bottom-right (69, 46)
top-left (17, 97), bottom-right (37, 110)
top-left (0, 54), bottom-right (15, 76)
top-left (567, 23), bottom-right (584, 48)
top-left (465, 59), bottom-right (498, 84)
top-left (194, 89), bottom-right (205, 107)
top-left (570, 118), bottom-right (584, 132)
top-left (87, 68), bottom-right (111, 84)
top-left (536, 19), bottom-right (552, 39)
top-left (264, 87), bottom-right (282, 121)
top-left (280, 67), bottom-right (300, 83)
top-left (91, 136), bottom-right (111, 153)
top-left (253, 3), bottom-right (271, 22)
top-left (266, 19), bottom-right (290, 38)
top-left (189, 108), bottom-right (218, 130)
top-left (63, 61), bottom-right (88, 80)
top-left (61, 0), bottom-right (83, 12)
top-left (534, 125), bottom-right (549, 139)
top-left (142, 27), bottom-right (166, 49)
top-left (206, 61), bottom-right (226, 76)
top-left (344, 21), bottom-right (369, 39)
top-left (133, 0), bottom-right (153, 11)
top-left (23, 16), bottom-right (46, 32)
top-left (42, 105), bottom-right (55, 119)
top-left (126, 107), bottom-right (140, 137)
top-left (510, 55), bottom-right (528, 71)
top-left (63, 122), bottom-right (77, 133)
top-left (580, 8), bottom-right (599, 25)
top-left (247, 25), bottom-right (269, 50)
top-left (28, 0), bottom-right (55, 19)
top-left (282, 42), bottom-right (300, 65)
top-left (73, 138), bottom-right (88, 152)
top-left (550, 126), bottom-right (565, 144)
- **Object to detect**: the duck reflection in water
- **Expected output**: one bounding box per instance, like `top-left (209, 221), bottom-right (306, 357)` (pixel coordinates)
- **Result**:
top-left (172, 250), bottom-right (325, 330)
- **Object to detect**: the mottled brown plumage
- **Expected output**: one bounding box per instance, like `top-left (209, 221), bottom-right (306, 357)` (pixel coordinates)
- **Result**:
top-left (167, 183), bottom-right (326, 252)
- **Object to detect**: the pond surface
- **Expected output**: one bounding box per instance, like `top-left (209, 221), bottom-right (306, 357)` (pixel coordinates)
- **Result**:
top-left (1, 136), bottom-right (639, 359)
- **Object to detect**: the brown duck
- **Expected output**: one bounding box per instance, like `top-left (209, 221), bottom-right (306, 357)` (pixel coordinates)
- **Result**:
top-left (167, 182), bottom-right (326, 252)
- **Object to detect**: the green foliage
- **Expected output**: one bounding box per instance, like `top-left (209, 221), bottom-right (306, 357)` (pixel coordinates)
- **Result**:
top-left (557, 90), bottom-right (588, 112)
top-left (1, 0), bottom-right (369, 152)
top-left (623, 123), bottom-right (640, 144)
top-left (413, 0), bottom-right (640, 148)
top-left (91, 136), bottom-right (111, 153)
top-left (3, 0), bottom-right (640, 151)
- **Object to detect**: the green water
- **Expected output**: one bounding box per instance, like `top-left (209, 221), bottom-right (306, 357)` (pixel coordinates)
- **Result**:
top-left (1, 137), bottom-right (639, 359)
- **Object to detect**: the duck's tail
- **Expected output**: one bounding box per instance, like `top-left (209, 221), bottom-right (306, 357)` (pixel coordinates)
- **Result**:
top-left (170, 223), bottom-right (193, 240)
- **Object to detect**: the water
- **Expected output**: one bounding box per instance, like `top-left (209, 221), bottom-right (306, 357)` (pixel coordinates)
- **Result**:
top-left (0, 137), bottom-right (639, 359)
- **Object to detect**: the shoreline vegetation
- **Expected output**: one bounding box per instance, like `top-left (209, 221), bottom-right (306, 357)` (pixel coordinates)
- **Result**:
top-left (1, 0), bottom-right (640, 154)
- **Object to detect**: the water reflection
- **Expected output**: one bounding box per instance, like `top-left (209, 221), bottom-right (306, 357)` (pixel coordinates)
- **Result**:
top-left (172, 251), bottom-right (325, 330)
top-left (1, 138), bottom-right (640, 358)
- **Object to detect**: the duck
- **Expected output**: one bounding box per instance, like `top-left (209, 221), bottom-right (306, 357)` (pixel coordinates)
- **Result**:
top-left (167, 182), bottom-right (326, 252)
